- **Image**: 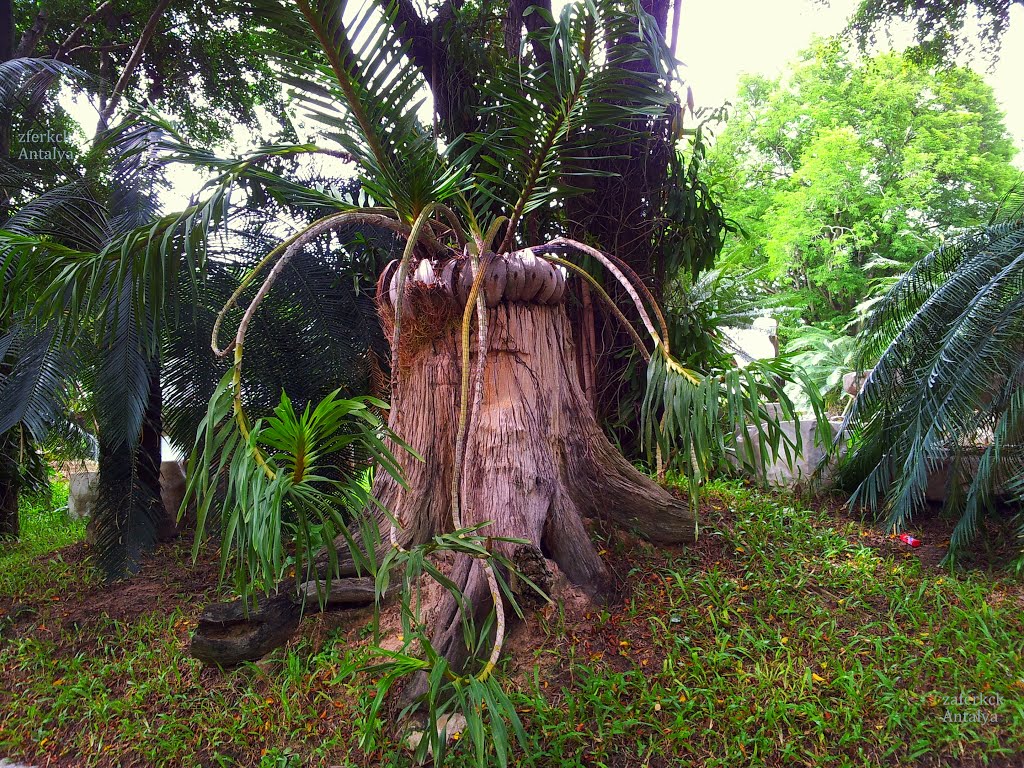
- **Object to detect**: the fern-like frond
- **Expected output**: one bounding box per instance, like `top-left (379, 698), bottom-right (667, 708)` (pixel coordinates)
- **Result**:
top-left (835, 214), bottom-right (1024, 554)
top-left (642, 349), bottom-right (828, 494)
top-left (242, 0), bottom-right (462, 219)
top-left (0, 322), bottom-right (81, 441)
top-left (461, 0), bottom-right (672, 248)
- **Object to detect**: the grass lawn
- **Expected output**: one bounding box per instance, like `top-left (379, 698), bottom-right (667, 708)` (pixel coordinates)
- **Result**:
top-left (0, 480), bottom-right (1022, 767)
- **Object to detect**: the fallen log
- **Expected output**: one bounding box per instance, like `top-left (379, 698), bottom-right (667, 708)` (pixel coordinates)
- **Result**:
top-left (189, 577), bottom-right (376, 666)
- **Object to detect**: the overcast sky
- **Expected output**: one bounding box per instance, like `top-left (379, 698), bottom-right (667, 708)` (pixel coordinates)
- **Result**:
top-left (678, 0), bottom-right (1024, 163)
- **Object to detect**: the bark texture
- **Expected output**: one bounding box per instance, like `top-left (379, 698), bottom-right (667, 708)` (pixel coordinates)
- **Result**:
top-left (369, 253), bottom-right (694, 675)
top-left (192, 252), bottom-right (694, 667)
top-left (0, 430), bottom-right (20, 541)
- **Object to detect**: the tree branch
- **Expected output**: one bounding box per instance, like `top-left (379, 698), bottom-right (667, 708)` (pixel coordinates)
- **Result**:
top-left (97, 0), bottom-right (172, 130)
top-left (54, 0), bottom-right (114, 60)
top-left (14, 8), bottom-right (49, 58)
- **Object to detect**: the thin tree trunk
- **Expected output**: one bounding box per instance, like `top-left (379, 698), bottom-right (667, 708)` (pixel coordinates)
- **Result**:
top-left (0, 0), bottom-right (14, 170)
top-left (0, 430), bottom-right (21, 540)
top-left (96, 0), bottom-right (172, 132)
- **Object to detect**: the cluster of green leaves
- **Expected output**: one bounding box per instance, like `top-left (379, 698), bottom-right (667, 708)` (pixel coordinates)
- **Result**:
top-left (360, 527), bottom-right (548, 767)
top-left (846, 0), bottom-right (1021, 64)
top-left (708, 40), bottom-right (1020, 331)
top-left (461, 0), bottom-right (672, 238)
top-left (785, 326), bottom-right (860, 414)
top-left (185, 373), bottom-right (399, 598)
top-left (834, 197), bottom-right (1024, 557)
top-left (643, 351), bottom-right (828, 494)
top-left (10, 0), bottom-right (281, 145)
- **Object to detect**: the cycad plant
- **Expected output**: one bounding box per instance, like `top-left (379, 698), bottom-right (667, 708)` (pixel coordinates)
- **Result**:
top-left (834, 193), bottom-right (1024, 557)
top-left (0, 56), bottom-right (91, 541)
top-left (0, 122), bottom-right (177, 573)
top-left (9, 1), bottom-right (824, 761)
top-left (132, 0), bottom-right (824, 685)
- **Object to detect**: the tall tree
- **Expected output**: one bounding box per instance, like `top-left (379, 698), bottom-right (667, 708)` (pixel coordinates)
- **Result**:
top-left (845, 0), bottom-right (1023, 63)
top-left (10, 0), bottom-right (279, 142)
top-left (709, 41), bottom-right (1019, 329)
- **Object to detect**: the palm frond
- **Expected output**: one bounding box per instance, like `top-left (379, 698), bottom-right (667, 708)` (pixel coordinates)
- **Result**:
top-left (242, 0), bottom-right (461, 219)
top-left (0, 322), bottom-right (81, 442)
top-left (642, 350), bottom-right (827, 494)
top-left (835, 214), bottom-right (1024, 554)
top-left (462, 0), bottom-right (672, 246)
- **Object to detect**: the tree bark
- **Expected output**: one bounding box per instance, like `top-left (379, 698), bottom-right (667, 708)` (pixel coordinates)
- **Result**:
top-left (191, 252), bottom-right (694, 666)
top-left (0, 430), bottom-right (20, 541)
top-left (366, 254), bottom-right (693, 674)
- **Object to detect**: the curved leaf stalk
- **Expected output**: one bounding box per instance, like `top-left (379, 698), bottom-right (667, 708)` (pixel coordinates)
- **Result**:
top-left (477, 557), bottom-right (504, 683)
top-left (434, 204), bottom-right (470, 249)
top-left (224, 210), bottom-right (410, 480)
top-left (451, 250), bottom-right (491, 532)
top-left (446, 244), bottom-right (507, 684)
top-left (538, 253), bottom-right (650, 361)
top-left (210, 207), bottom-right (401, 358)
top-left (547, 237), bottom-right (668, 349)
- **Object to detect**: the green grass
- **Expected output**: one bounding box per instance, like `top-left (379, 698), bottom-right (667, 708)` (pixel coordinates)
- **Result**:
top-left (0, 480), bottom-right (88, 598)
top-left (1, 481), bottom-right (1022, 767)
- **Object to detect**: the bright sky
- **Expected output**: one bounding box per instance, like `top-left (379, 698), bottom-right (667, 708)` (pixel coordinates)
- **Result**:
top-left (679, 0), bottom-right (1024, 164)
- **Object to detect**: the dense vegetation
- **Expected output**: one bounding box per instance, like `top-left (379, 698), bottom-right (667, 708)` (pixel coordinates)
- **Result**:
top-left (708, 42), bottom-right (1019, 332)
top-left (1, 0), bottom-right (1023, 765)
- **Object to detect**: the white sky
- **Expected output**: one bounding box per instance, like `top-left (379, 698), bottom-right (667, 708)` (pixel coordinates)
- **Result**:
top-left (678, 0), bottom-right (1024, 164)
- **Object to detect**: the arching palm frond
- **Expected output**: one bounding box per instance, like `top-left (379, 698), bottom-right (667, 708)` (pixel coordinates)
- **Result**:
top-left (245, 0), bottom-right (463, 219)
top-left (835, 213), bottom-right (1024, 554)
top-left (0, 322), bottom-right (83, 442)
top-left (162, 216), bottom-right (396, 457)
top-left (461, 0), bottom-right (673, 245)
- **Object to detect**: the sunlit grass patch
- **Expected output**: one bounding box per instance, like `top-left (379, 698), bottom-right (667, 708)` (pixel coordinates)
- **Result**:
top-left (0, 480), bottom-right (88, 599)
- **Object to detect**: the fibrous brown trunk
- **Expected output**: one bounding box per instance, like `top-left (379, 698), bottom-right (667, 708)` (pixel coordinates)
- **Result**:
top-left (367, 253), bottom-right (694, 674)
top-left (0, 430), bottom-right (20, 541)
top-left (191, 251), bottom-right (694, 667)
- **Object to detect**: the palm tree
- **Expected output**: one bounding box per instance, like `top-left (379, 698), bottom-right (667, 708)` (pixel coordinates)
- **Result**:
top-left (834, 190), bottom-right (1024, 556)
top-left (1, 118), bottom-right (403, 572)
top-left (128, 0), bottom-right (822, 673)
top-left (0, 56), bottom-right (90, 541)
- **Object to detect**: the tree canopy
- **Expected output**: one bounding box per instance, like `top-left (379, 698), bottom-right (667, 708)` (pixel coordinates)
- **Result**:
top-left (846, 0), bottom-right (1023, 63)
top-left (708, 41), bottom-right (1019, 330)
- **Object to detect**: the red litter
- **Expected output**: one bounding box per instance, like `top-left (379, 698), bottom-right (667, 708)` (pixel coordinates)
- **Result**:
top-left (898, 533), bottom-right (922, 548)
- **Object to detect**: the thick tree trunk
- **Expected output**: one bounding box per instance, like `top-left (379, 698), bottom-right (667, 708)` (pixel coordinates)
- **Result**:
top-left (366, 254), bottom-right (694, 677)
top-left (191, 252), bottom-right (694, 666)
top-left (91, 361), bottom-right (176, 573)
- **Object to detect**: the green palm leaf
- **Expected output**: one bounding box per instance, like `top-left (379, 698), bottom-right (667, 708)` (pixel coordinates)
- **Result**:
top-left (836, 213), bottom-right (1024, 556)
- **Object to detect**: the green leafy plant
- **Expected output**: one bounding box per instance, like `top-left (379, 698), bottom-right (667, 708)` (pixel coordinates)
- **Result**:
top-left (834, 197), bottom-right (1024, 557)
top-left (786, 326), bottom-right (860, 414)
top-left (1, 2), bottom-right (825, 764)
